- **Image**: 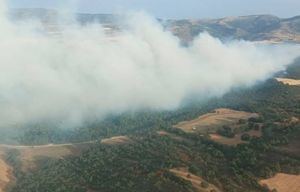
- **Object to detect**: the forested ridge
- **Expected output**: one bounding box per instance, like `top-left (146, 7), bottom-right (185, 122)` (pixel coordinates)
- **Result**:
top-left (4, 60), bottom-right (300, 191)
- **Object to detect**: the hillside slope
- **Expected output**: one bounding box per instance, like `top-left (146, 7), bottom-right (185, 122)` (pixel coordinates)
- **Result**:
top-left (165, 15), bottom-right (300, 43)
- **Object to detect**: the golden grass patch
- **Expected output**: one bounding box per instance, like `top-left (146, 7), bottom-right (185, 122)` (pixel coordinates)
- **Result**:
top-left (260, 173), bottom-right (300, 192)
top-left (276, 78), bottom-right (300, 86)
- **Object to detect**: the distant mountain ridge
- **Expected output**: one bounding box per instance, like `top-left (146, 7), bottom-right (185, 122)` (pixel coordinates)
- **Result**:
top-left (165, 14), bottom-right (300, 43)
top-left (9, 8), bottom-right (119, 24)
top-left (8, 8), bottom-right (300, 43)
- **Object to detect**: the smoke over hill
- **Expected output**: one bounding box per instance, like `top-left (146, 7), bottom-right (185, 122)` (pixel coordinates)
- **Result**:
top-left (0, 2), bottom-right (299, 128)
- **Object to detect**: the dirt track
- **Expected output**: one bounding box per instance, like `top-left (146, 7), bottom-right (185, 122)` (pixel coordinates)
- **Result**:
top-left (0, 135), bottom-right (131, 150)
top-left (0, 140), bottom-right (96, 149)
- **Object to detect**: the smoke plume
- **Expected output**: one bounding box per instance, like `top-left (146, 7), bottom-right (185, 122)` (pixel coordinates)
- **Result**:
top-left (0, 1), bottom-right (299, 127)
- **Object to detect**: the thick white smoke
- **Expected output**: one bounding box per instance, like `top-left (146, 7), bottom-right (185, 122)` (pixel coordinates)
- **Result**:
top-left (0, 2), bottom-right (299, 127)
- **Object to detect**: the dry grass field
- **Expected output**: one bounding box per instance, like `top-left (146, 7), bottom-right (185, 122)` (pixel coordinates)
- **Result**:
top-left (101, 136), bottom-right (131, 145)
top-left (0, 142), bottom-right (95, 172)
top-left (174, 108), bottom-right (258, 133)
top-left (0, 158), bottom-right (12, 192)
top-left (0, 135), bottom-right (130, 175)
top-left (209, 129), bottom-right (262, 146)
top-left (170, 167), bottom-right (221, 192)
top-left (276, 78), bottom-right (300, 86)
top-left (18, 145), bottom-right (76, 171)
top-left (260, 173), bottom-right (300, 192)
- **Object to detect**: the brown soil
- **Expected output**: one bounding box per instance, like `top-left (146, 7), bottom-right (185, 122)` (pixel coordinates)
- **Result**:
top-left (260, 173), bottom-right (300, 192)
top-left (170, 167), bottom-right (221, 192)
top-left (174, 108), bottom-right (258, 133)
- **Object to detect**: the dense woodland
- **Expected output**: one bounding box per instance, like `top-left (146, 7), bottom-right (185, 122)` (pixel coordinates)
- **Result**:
top-left (4, 59), bottom-right (300, 191)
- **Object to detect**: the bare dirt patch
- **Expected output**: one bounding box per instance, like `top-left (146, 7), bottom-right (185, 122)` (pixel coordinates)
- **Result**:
top-left (276, 78), bottom-right (300, 86)
top-left (174, 108), bottom-right (258, 133)
top-left (209, 129), bottom-right (262, 146)
top-left (170, 167), bottom-right (221, 192)
top-left (260, 173), bottom-right (300, 192)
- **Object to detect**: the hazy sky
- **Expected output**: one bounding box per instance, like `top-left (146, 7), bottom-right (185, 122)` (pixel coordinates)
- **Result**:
top-left (7, 0), bottom-right (300, 19)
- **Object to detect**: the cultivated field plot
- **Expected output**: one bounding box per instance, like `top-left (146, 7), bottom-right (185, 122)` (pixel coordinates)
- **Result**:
top-left (276, 78), bottom-right (300, 86)
top-left (174, 108), bottom-right (258, 133)
top-left (170, 167), bottom-right (221, 192)
top-left (260, 173), bottom-right (300, 192)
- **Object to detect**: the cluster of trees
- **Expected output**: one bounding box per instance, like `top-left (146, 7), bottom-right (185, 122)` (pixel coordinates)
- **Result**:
top-left (217, 125), bottom-right (235, 138)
